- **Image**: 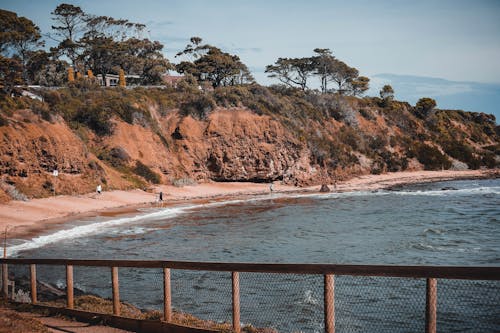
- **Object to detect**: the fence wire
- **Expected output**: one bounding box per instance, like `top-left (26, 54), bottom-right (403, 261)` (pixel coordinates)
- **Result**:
top-left (336, 276), bottom-right (426, 333)
top-left (240, 273), bottom-right (323, 333)
top-left (1, 263), bottom-right (499, 333)
top-left (170, 269), bottom-right (233, 329)
top-left (437, 279), bottom-right (500, 332)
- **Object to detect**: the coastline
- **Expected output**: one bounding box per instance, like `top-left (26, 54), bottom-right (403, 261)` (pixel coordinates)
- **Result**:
top-left (0, 169), bottom-right (497, 242)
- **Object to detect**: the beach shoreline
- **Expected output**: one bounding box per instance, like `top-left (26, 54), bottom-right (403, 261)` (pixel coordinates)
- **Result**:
top-left (0, 169), bottom-right (497, 242)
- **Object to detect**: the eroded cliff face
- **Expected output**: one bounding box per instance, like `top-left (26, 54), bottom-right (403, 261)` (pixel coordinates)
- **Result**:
top-left (0, 96), bottom-right (498, 202)
top-left (167, 109), bottom-right (311, 182)
top-left (0, 107), bottom-right (317, 201)
top-left (0, 110), bottom-right (106, 199)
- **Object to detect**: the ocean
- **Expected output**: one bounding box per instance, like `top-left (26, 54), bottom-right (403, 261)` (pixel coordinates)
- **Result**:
top-left (9, 178), bottom-right (500, 332)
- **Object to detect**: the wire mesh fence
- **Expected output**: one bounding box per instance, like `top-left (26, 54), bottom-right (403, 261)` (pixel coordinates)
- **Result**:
top-left (335, 276), bottom-right (426, 333)
top-left (170, 269), bottom-right (233, 329)
top-left (437, 279), bottom-right (500, 332)
top-left (240, 272), bottom-right (324, 332)
top-left (1, 261), bottom-right (499, 333)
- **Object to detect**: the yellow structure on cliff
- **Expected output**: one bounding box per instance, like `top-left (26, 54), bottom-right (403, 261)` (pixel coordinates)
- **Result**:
top-left (67, 68), bottom-right (75, 82)
top-left (119, 69), bottom-right (126, 87)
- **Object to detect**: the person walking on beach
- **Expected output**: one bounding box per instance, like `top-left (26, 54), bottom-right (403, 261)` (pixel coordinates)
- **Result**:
top-left (269, 182), bottom-right (274, 193)
top-left (159, 191), bottom-right (163, 202)
top-left (96, 184), bottom-right (102, 195)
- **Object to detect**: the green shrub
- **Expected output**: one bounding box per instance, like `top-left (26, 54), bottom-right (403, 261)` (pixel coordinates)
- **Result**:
top-left (481, 152), bottom-right (497, 168)
top-left (179, 93), bottom-right (216, 119)
top-left (97, 147), bottom-right (131, 168)
top-left (359, 108), bottom-right (374, 120)
top-left (133, 161), bottom-right (161, 184)
top-left (415, 97), bottom-right (437, 118)
top-left (441, 140), bottom-right (478, 166)
top-left (73, 103), bottom-right (113, 135)
top-left (416, 143), bottom-right (451, 170)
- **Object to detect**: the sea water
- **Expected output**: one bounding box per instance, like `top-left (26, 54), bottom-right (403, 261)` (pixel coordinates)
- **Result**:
top-left (10, 178), bottom-right (500, 332)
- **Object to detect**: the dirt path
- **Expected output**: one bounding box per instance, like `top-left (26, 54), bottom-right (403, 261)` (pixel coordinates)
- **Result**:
top-left (25, 313), bottom-right (132, 333)
top-left (0, 306), bottom-right (132, 333)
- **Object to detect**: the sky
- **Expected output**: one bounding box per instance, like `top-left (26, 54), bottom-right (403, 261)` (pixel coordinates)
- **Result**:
top-left (1, 0), bottom-right (500, 116)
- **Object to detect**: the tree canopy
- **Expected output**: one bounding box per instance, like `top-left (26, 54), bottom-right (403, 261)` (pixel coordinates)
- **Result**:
top-left (49, 3), bottom-right (170, 84)
top-left (0, 9), bottom-right (44, 83)
top-left (266, 49), bottom-right (369, 95)
top-left (176, 37), bottom-right (254, 88)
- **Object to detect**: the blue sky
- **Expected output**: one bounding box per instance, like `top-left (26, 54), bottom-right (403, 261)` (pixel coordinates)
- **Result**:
top-left (1, 0), bottom-right (500, 117)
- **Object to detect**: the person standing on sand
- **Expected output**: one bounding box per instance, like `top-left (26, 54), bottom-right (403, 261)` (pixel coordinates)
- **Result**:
top-left (269, 182), bottom-right (274, 193)
top-left (159, 191), bottom-right (163, 202)
top-left (96, 184), bottom-right (102, 195)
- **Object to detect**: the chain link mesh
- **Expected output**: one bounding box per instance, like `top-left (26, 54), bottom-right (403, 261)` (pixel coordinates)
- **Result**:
top-left (437, 279), bottom-right (500, 332)
top-left (1, 263), bottom-right (499, 332)
top-left (170, 269), bottom-right (233, 329)
top-left (240, 272), bottom-right (324, 333)
top-left (336, 275), bottom-right (426, 333)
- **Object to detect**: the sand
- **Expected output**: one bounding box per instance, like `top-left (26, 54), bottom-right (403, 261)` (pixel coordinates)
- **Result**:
top-left (0, 169), bottom-right (497, 240)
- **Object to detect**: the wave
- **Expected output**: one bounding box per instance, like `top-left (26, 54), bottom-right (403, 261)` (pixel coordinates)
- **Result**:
top-left (301, 289), bottom-right (320, 306)
top-left (384, 186), bottom-right (500, 197)
top-left (423, 228), bottom-right (444, 235)
top-left (7, 206), bottom-right (189, 257)
top-left (410, 241), bottom-right (482, 253)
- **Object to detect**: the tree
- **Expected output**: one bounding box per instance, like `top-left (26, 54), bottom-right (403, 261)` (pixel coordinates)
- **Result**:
top-left (328, 60), bottom-right (358, 95)
top-left (34, 57), bottom-right (68, 86)
top-left (118, 38), bottom-right (171, 85)
top-left (176, 38), bottom-right (253, 88)
top-left (50, 4), bottom-right (86, 69)
top-left (79, 35), bottom-right (118, 84)
top-left (313, 48), bottom-right (336, 93)
top-left (0, 55), bottom-right (23, 94)
top-left (76, 13), bottom-right (166, 84)
top-left (380, 84), bottom-right (394, 100)
top-left (415, 97), bottom-right (437, 117)
top-left (0, 9), bottom-right (44, 83)
top-left (175, 36), bottom-right (204, 60)
top-left (265, 57), bottom-right (315, 91)
top-left (25, 50), bottom-right (47, 78)
top-left (349, 76), bottom-right (370, 96)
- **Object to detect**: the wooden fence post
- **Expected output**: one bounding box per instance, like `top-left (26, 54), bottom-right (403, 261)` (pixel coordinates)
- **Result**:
top-left (112, 267), bottom-right (120, 316)
top-left (426, 278), bottom-right (437, 333)
top-left (324, 274), bottom-right (335, 333)
top-left (66, 265), bottom-right (73, 309)
top-left (163, 268), bottom-right (171, 322)
top-left (1, 264), bottom-right (7, 299)
top-left (232, 272), bottom-right (241, 333)
top-left (30, 264), bottom-right (37, 304)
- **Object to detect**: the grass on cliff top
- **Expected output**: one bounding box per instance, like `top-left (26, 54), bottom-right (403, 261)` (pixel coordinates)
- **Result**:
top-left (39, 295), bottom-right (273, 333)
top-left (0, 298), bottom-right (50, 333)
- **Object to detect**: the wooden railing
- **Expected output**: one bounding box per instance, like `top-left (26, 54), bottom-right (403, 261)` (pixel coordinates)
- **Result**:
top-left (1, 258), bottom-right (500, 333)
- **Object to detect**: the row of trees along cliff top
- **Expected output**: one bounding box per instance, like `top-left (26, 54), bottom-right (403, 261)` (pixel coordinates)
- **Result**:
top-left (2, 2), bottom-right (436, 108)
top-left (265, 48), bottom-right (370, 96)
top-left (0, 3), bottom-right (171, 93)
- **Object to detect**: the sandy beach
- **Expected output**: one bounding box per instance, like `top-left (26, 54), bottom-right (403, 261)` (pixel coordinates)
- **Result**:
top-left (0, 169), bottom-right (497, 240)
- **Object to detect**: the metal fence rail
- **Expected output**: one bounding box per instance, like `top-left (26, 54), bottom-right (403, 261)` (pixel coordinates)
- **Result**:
top-left (1, 259), bottom-right (499, 333)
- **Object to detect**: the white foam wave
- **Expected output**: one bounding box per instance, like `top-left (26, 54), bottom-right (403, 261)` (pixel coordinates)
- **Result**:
top-left (7, 206), bottom-right (189, 257)
top-left (384, 186), bottom-right (500, 197)
top-left (302, 289), bottom-right (319, 305)
top-left (423, 228), bottom-right (443, 235)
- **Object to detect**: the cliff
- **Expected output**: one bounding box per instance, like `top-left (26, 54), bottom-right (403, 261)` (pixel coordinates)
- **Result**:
top-left (0, 84), bottom-right (498, 202)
